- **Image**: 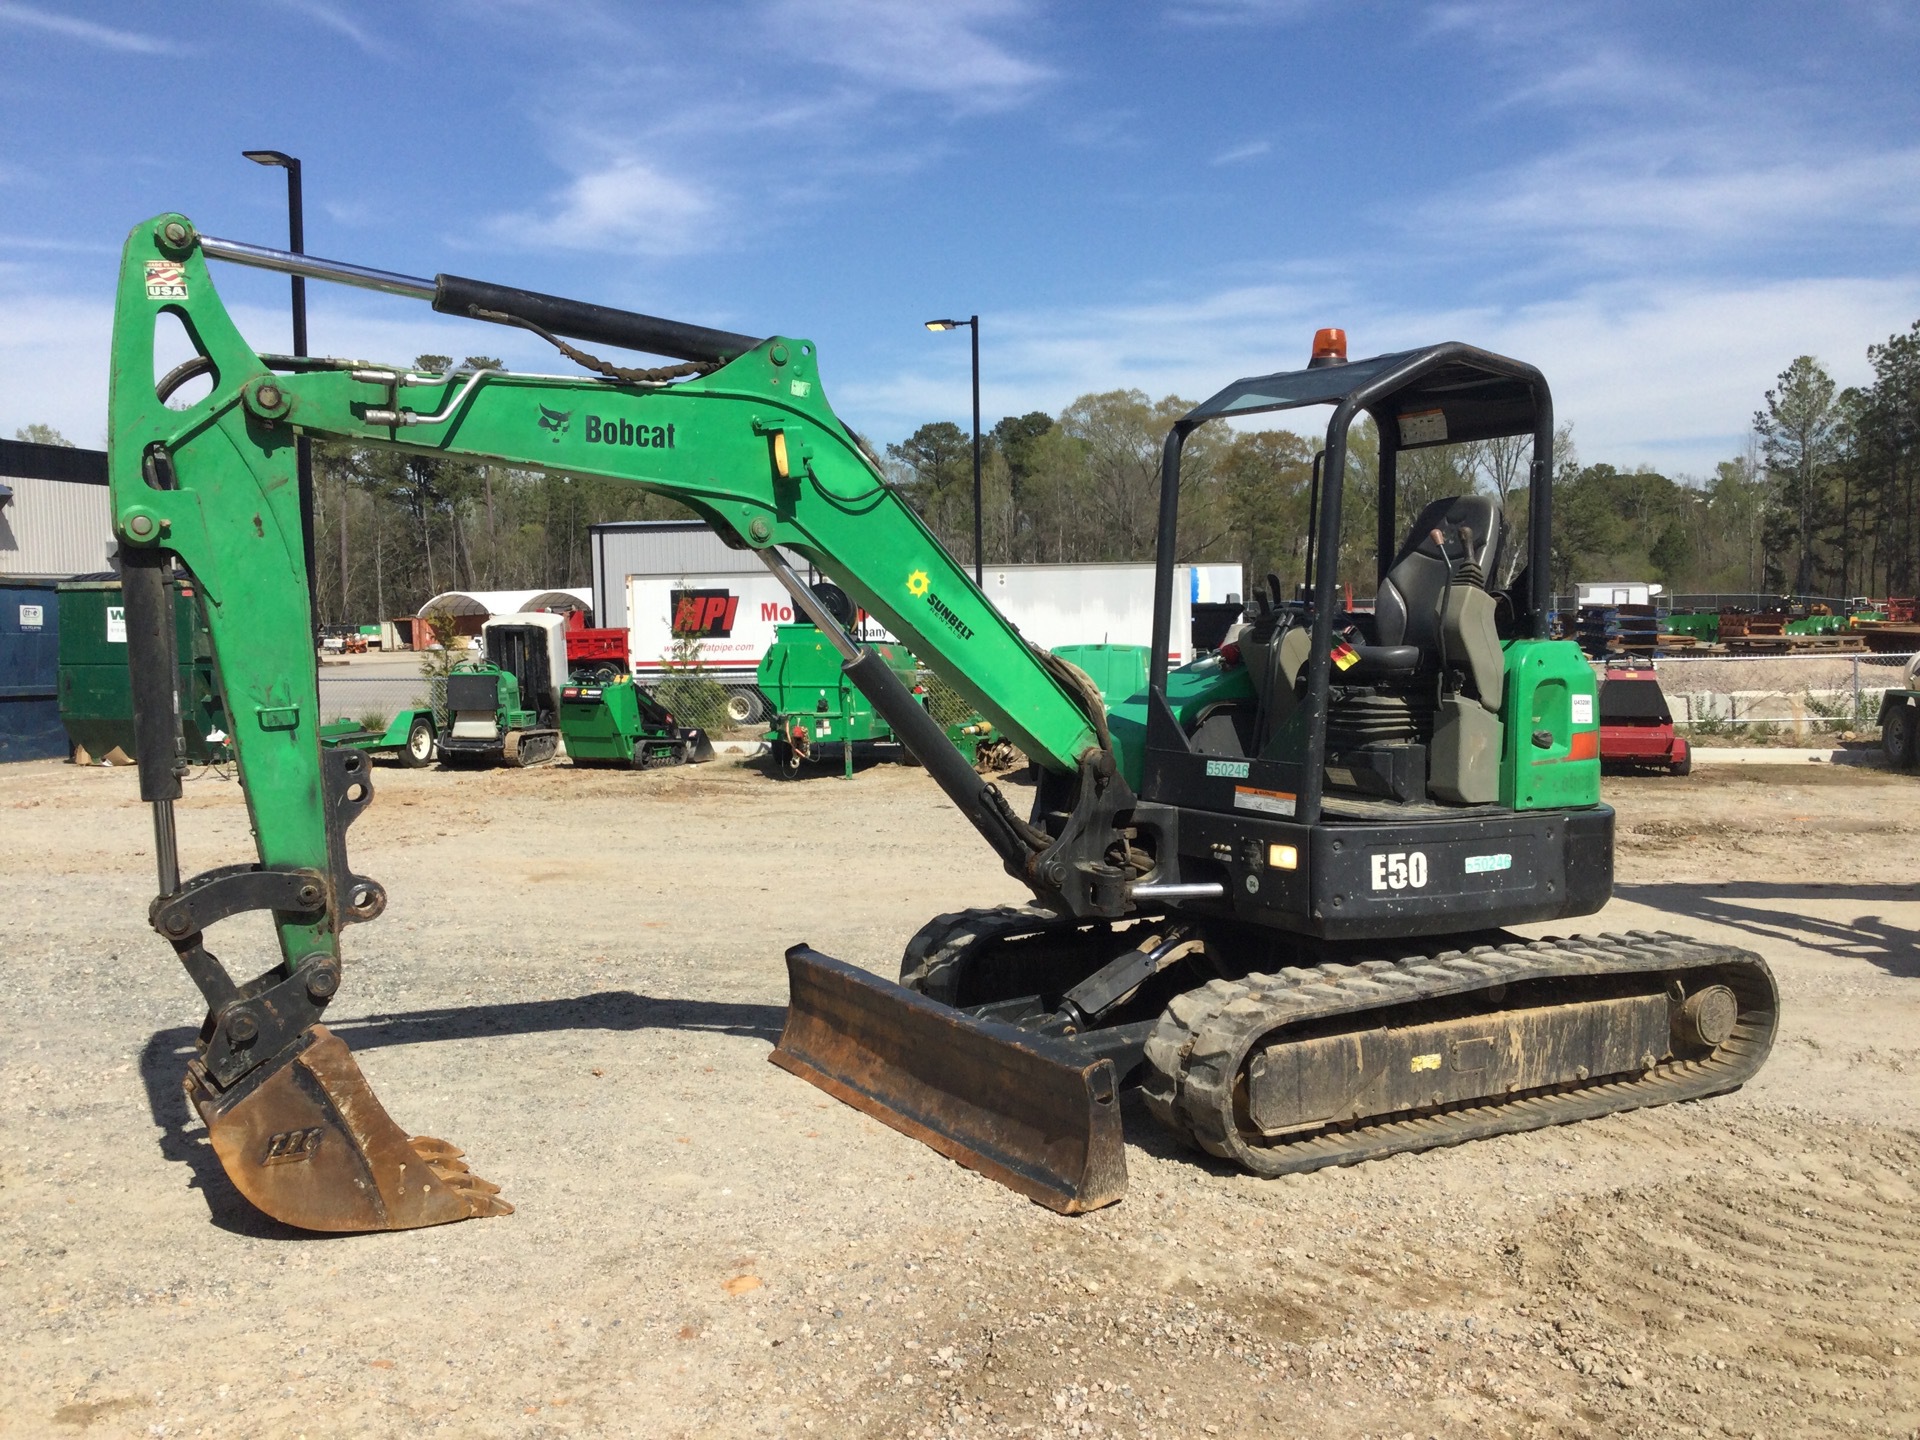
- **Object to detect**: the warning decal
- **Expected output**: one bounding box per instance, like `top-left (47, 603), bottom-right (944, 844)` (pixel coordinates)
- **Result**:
top-left (1233, 785), bottom-right (1296, 817)
top-left (1398, 407), bottom-right (1447, 446)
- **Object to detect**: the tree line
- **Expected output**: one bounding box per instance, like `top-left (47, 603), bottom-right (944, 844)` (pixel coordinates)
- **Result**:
top-left (21, 317), bottom-right (1920, 621)
top-left (881, 323), bottom-right (1920, 605)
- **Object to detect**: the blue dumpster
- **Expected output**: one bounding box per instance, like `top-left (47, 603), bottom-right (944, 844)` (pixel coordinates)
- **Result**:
top-left (0, 580), bottom-right (65, 761)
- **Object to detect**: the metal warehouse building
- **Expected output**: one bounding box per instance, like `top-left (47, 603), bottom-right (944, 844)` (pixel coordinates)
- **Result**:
top-left (589, 519), bottom-right (765, 632)
top-left (1, 440), bottom-right (114, 761)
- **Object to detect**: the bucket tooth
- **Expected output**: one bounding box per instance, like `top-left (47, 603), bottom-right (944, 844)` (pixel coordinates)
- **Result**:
top-left (771, 945), bottom-right (1127, 1214)
top-left (185, 1024), bottom-right (511, 1233)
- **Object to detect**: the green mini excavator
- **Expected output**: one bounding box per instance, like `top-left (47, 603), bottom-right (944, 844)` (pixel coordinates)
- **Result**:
top-left (107, 214), bottom-right (1776, 1231)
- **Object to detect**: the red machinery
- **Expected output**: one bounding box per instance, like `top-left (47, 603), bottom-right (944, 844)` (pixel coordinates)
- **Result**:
top-left (1597, 663), bottom-right (1690, 775)
top-left (563, 610), bottom-right (627, 677)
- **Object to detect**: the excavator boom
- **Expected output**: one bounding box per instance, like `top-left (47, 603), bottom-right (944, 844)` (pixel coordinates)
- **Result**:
top-left (108, 214), bottom-right (1135, 1229)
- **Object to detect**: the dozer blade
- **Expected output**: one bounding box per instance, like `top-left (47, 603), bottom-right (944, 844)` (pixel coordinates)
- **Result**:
top-left (770, 945), bottom-right (1127, 1214)
top-left (185, 1024), bottom-right (512, 1233)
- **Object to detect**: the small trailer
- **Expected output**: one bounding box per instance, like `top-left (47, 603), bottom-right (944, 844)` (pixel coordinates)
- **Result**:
top-left (318, 709), bottom-right (438, 767)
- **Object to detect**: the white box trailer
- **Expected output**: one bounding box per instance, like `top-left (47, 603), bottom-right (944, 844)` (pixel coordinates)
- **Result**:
top-left (1576, 581), bottom-right (1665, 608)
top-left (976, 562), bottom-right (1241, 662)
top-left (622, 561), bottom-right (1242, 684)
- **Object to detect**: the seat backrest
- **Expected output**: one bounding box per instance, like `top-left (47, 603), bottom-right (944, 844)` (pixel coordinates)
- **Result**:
top-left (1373, 495), bottom-right (1505, 650)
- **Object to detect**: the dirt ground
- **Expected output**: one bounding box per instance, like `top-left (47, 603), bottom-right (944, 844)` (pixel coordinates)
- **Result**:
top-left (3, 751), bottom-right (1917, 1439)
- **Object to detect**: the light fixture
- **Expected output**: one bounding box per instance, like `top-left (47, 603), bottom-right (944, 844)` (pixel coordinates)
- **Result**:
top-left (922, 316), bottom-right (983, 582)
top-left (1308, 327), bottom-right (1348, 368)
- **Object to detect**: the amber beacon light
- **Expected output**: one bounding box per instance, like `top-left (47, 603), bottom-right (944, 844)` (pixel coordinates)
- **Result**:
top-left (1308, 327), bottom-right (1348, 367)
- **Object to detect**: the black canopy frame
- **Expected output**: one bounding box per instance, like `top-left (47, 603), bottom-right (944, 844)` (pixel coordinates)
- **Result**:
top-left (1146, 342), bottom-right (1555, 825)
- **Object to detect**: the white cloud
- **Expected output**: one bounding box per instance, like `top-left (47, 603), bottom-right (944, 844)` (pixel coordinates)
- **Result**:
top-left (1165, 0), bottom-right (1323, 25)
top-left (836, 274), bottom-right (1920, 478)
top-left (0, 294), bottom-right (113, 444)
top-left (486, 159), bottom-right (718, 257)
top-left (766, 0), bottom-right (1052, 109)
top-left (0, 1), bottom-right (181, 54)
top-left (1209, 140), bottom-right (1270, 167)
top-left (271, 0), bottom-right (381, 56)
top-left (1412, 139), bottom-right (1920, 264)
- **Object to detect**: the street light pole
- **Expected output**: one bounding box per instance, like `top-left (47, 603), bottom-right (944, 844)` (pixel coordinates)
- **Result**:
top-left (925, 315), bottom-right (983, 584)
top-left (242, 150), bottom-right (318, 631)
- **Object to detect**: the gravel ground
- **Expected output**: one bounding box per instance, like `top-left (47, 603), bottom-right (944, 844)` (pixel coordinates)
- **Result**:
top-left (2, 754), bottom-right (1917, 1439)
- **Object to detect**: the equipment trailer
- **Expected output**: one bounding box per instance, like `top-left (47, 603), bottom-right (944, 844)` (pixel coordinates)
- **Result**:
top-left (105, 215), bottom-right (1775, 1231)
top-left (317, 709), bottom-right (438, 768)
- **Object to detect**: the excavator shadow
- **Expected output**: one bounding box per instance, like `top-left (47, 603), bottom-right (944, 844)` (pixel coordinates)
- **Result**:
top-left (1615, 881), bottom-right (1920, 980)
top-left (138, 991), bottom-right (787, 1237)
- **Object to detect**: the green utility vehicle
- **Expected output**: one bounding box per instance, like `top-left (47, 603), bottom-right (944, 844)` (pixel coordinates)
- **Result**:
top-left (1052, 643), bottom-right (1150, 707)
top-left (759, 611), bottom-right (1012, 777)
top-left (558, 672), bottom-right (713, 768)
top-left (760, 620), bottom-right (915, 773)
top-left (438, 612), bottom-right (566, 767)
top-left (102, 214), bottom-right (1774, 1236)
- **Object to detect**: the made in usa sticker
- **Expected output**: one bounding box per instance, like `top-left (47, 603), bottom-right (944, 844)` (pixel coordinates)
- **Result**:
top-left (145, 261), bottom-right (187, 300)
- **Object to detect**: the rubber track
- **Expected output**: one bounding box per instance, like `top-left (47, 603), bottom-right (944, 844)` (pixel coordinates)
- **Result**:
top-left (1139, 930), bottom-right (1777, 1177)
top-left (899, 904), bottom-right (1148, 1002)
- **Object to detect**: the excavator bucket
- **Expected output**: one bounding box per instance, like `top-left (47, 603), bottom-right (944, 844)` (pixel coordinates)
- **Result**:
top-left (771, 946), bottom-right (1127, 1214)
top-left (185, 1025), bottom-right (512, 1233)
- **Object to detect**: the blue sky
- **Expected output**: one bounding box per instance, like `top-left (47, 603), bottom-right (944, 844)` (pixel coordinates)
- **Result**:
top-left (4, 0), bottom-right (1918, 477)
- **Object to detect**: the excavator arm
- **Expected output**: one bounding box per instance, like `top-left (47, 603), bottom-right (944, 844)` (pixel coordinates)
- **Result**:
top-left (109, 214), bottom-right (1135, 1230)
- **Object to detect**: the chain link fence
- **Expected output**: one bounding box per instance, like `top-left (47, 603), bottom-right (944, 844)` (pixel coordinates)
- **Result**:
top-left (316, 674), bottom-right (441, 729)
top-left (917, 669), bottom-right (978, 731)
top-left (1612, 649), bottom-right (1919, 738)
top-left (652, 670), bottom-right (742, 736)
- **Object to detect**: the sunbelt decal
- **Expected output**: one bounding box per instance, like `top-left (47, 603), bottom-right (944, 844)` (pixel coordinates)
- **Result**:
top-left (907, 569), bottom-right (974, 641)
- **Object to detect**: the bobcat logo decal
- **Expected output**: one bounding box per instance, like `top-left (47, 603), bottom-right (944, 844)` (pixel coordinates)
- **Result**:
top-left (537, 404), bottom-right (573, 442)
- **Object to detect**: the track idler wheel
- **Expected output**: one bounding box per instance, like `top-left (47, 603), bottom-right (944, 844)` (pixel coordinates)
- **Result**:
top-left (185, 1025), bottom-right (511, 1233)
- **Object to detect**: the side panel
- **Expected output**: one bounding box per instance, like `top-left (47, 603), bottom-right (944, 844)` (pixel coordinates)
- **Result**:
top-left (1164, 806), bottom-right (1615, 941)
top-left (1501, 640), bottom-right (1601, 810)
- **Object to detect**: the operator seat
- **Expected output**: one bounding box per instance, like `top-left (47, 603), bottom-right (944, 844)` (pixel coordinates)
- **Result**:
top-left (1322, 494), bottom-right (1510, 805)
top-left (1346, 494), bottom-right (1506, 681)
